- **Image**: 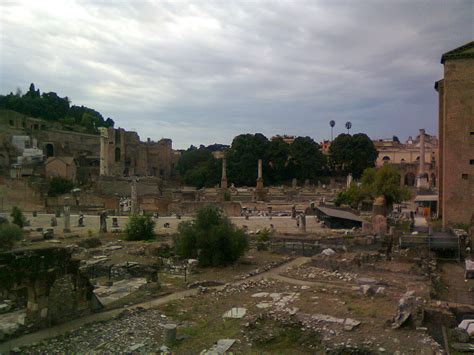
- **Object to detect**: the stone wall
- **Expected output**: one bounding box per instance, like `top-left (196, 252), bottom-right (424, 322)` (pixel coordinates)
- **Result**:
top-left (438, 49), bottom-right (474, 227)
top-left (168, 201), bottom-right (242, 216)
top-left (0, 247), bottom-right (101, 332)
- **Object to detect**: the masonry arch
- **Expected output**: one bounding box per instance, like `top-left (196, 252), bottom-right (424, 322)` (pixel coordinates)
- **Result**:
top-left (45, 143), bottom-right (55, 158)
top-left (382, 156), bottom-right (391, 164)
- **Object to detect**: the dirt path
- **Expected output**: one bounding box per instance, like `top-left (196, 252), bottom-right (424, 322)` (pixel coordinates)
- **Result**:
top-left (0, 257), bottom-right (310, 352)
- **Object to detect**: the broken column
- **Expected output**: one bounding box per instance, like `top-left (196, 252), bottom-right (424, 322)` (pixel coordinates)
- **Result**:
top-left (63, 197), bottom-right (71, 233)
top-left (256, 159), bottom-right (264, 190)
top-left (220, 158), bottom-right (228, 189)
top-left (416, 129), bottom-right (429, 190)
top-left (99, 211), bottom-right (107, 233)
top-left (299, 213), bottom-right (306, 232)
top-left (346, 173), bottom-right (353, 189)
top-left (131, 178), bottom-right (138, 215)
top-left (163, 323), bottom-right (177, 346)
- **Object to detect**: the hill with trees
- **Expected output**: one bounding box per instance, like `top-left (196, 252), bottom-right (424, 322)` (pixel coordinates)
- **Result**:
top-left (0, 83), bottom-right (114, 134)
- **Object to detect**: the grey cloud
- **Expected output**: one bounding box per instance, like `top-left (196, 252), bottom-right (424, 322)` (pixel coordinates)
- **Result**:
top-left (0, 0), bottom-right (472, 148)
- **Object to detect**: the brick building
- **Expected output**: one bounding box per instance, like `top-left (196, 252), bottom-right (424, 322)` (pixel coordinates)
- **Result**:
top-left (99, 127), bottom-right (173, 178)
top-left (435, 41), bottom-right (474, 228)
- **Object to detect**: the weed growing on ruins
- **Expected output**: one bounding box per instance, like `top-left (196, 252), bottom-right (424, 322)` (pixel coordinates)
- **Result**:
top-left (173, 205), bottom-right (248, 267)
top-left (0, 223), bottom-right (23, 251)
top-left (125, 214), bottom-right (156, 241)
top-left (256, 228), bottom-right (273, 251)
top-left (10, 206), bottom-right (26, 228)
top-left (47, 176), bottom-right (74, 196)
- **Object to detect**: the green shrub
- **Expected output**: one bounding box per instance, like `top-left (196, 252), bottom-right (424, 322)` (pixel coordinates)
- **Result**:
top-left (256, 228), bottom-right (273, 251)
top-left (0, 223), bottom-right (23, 251)
top-left (173, 205), bottom-right (248, 267)
top-left (48, 176), bottom-right (74, 196)
top-left (11, 206), bottom-right (26, 228)
top-left (125, 214), bottom-right (156, 241)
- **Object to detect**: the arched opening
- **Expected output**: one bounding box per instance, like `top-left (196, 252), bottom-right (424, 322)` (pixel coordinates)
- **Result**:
top-left (404, 172), bottom-right (416, 187)
top-left (400, 158), bottom-right (406, 163)
top-left (115, 148), bottom-right (121, 162)
top-left (382, 156), bottom-right (391, 165)
top-left (45, 144), bottom-right (54, 158)
top-left (431, 173), bottom-right (436, 187)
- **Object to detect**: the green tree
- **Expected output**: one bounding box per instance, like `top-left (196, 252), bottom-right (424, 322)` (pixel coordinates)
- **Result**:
top-left (177, 146), bottom-right (220, 188)
top-left (173, 205), bottom-right (248, 267)
top-left (329, 133), bottom-right (378, 178)
top-left (0, 223), bottom-right (23, 251)
top-left (48, 176), bottom-right (74, 196)
top-left (10, 206), bottom-right (26, 228)
top-left (335, 165), bottom-right (410, 209)
top-left (288, 136), bottom-right (327, 182)
top-left (226, 133), bottom-right (269, 186)
top-left (125, 214), bottom-right (156, 241)
top-left (266, 137), bottom-right (290, 184)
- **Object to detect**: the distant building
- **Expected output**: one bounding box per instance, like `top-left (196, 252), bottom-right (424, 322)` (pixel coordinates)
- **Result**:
top-left (373, 133), bottom-right (438, 188)
top-left (271, 135), bottom-right (296, 144)
top-left (45, 156), bottom-right (77, 182)
top-left (435, 41), bottom-right (474, 228)
top-left (320, 140), bottom-right (331, 155)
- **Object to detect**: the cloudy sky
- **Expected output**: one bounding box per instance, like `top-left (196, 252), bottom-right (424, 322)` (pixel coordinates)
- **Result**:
top-left (0, 1), bottom-right (472, 148)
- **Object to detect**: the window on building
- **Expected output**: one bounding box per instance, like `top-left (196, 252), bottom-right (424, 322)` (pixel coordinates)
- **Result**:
top-left (9, 120), bottom-right (14, 126)
top-left (462, 173), bottom-right (468, 180)
top-left (470, 131), bottom-right (474, 135)
top-left (470, 160), bottom-right (474, 165)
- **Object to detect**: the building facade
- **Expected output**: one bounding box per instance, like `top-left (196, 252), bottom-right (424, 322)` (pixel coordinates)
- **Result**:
top-left (373, 133), bottom-right (438, 188)
top-left (435, 41), bottom-right (474, 228)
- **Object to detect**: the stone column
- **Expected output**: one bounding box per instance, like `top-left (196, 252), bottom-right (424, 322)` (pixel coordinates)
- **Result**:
top-left (63, 197), bottom-right (71, 233)
top-left (221, 158), bottom-right (228, 189)
top-left (419, 129), bottom-right (425, 174)
top-left (346, 173), bottom-right (353, 189)
top-left (99, 127), bottom-right (108, 176)
top-left (256, 159), bottom-right (264, 189)
top-left (131, 178), bottom-right (138, 215)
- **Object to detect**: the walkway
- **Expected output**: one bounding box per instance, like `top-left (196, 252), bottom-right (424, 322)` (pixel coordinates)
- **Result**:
top-left (0, 257), bottom-right (309, 352)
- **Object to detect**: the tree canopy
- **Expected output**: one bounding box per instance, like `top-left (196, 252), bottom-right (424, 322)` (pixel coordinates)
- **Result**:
top-left (0, 83), bottom-right (114, 133)
top-left (226, 133), bottom-right (269, 186)
top-left (288, 136), bottom-right (327, 182)
top-left (335, 165), bottom-right (410, 209)
top-left (329, 133), bottom-right (378, 178)
top-left (177, 145), bottom-right (221, 188)
top-left (173, 205), bottom-right (248, 267)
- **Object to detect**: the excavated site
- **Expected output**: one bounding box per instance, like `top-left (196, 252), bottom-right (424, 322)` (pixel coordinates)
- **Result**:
top-left (1, 204), bottom-right (473, 354)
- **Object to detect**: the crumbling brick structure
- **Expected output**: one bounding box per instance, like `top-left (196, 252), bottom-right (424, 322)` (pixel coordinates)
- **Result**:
top-left (0, 247), bottom-right (101, 330)
top-left (435, 41), bottom-right (474, 228)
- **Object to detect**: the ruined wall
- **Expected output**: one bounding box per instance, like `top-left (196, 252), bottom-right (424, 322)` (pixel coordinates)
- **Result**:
top-left (168, 201), bottom-right (242, 216)
top-left (0, 247), bottom-right (100, 331)
top-left (440, 56), bottom-right (474, 227)
top-left (99, 128), bottom-right (173, 178)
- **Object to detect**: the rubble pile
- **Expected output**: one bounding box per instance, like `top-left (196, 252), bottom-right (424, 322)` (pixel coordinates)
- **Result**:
top-left (18, 308), bottom-right (172, 353)
top-left (284, 264), bottom-right (358, 282)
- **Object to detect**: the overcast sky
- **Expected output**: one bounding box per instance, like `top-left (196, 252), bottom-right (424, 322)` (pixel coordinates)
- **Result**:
top-left (1, 1), bottom-right (472, 148)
